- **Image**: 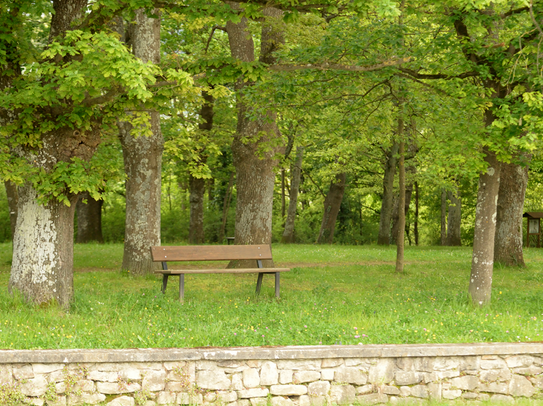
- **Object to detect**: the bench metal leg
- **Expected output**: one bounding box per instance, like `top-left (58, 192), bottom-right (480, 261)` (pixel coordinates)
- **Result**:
top-left (275, 272), bottom-right (280, 298)
top-left (162, 275), bottom-right (169, 294)
top-left (179, 274), bottom-right (185, 302)
top-left (256, 273), bottom-right (264, 295)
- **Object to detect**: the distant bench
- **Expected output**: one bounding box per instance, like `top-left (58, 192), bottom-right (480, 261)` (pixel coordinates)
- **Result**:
top-left (150, 244), bottom-right (289, 301)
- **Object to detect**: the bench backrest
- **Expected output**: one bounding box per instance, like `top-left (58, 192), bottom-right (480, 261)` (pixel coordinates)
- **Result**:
top-left (151, 245), bottom-right (274, 262)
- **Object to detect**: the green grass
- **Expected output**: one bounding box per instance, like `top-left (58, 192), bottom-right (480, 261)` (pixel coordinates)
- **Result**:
top-left (1, 243), bottom-right (543, 349)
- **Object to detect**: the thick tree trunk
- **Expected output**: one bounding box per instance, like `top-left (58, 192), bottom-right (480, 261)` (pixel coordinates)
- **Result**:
top-left (469, 145), bottom-right (501, 306)
top-left (188, 176), bottom-right (205, 244)
top-left (377, 142), bottom-right (399, 245)
top-left (9, 184), bottom-right (77, 307)
top-left (120, 9), bottom-right (162, 275)
top-left (282, 147), bottom-right (304, 243)
top-left (396, 138), bottom-right (406, 273)
top-left (226, 4), bottom-right (283, 267)
top-left (5, 181), bottom-right (18, 240)
top-left (446, 187), bottom-right (462, 246)
top-left (76, 191), bottom-right (104, 243)
top-left (317, 173), bottom-right (347, 244)
top-left (494, 159), bottom-right (529, 266)
top-left (440, 189), bottom-right (448, 245)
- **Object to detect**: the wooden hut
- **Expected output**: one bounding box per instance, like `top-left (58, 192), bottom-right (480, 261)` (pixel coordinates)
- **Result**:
top-left (523, 212), bottom-right (543, 248)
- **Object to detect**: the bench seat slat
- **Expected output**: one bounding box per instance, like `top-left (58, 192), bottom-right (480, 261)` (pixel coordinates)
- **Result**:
top-left (155, 268), bottom-right (290, 275)
top-left (151, 245), bottom-right (273, 262)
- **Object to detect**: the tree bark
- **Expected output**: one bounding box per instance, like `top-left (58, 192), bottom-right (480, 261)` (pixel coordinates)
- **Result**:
top-left (414, 182), bottom-right (419, 246)
top-left (76, 191), bottom-right (104, 243)
top-left (494, 158), bottom-right (529, 266)
top-left (377, 142), bottom-right (399, 245)
top-left (5, 181), bottom-right (18, 241)
top-left (188, 176), bottom-right (205, 244)
top-left (317, 173), bottom-right (347, 244)
top-left (446, 187), bottom-right (462, 246)
top-left (396, 137), bottom-right (406, 273)
top-left (440, 189), bottom-right (448, 245)
top-left (469, 144), bottom-right (501, 306)
top-left (120, 8), bottom-right (163, 275)
top-left (226, 4), bottom-right (283, 267)
top-left (282, 146), bottom-right (304, 243)
top-left (391, 181), bottom-right (413, 245)
top-left (219, 172), bottom-right (235, 242)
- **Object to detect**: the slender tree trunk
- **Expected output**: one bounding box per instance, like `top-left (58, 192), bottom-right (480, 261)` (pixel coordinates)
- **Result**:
top-left (441, 189), bottom-right (448, 245)
top-left (391, 182), bottom-right (413, 244)
top-left (469, 145), bottom-right (501, 306)
top-left (414, 182), bottom-right (419, 246)
top-left (317, 173), bottom-right (347, 244)
top-left (396, 133), bottom-right (406, 272)
top-left (377, 142), bottom-right (399, 245)
top-left (188, 176), bottom-right (205, 244)
top-left (446, 187), bottom-right (462, 246)
top-left (76, 191), bottom-right (104, 243)
top-left (494, 159), bottom-right (529, 266)
top-left (226, 4), bottom-right (283, 267)
top-left (5, 181), bottom-right (18, 240)
top-left (119, 9), bottom-right (162, 275)
top-left (282, 147), bottom-right (304, 243)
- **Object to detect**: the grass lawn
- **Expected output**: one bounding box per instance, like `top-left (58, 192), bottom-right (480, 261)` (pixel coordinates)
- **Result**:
top-left (0, 243), bottom-right (543, 350)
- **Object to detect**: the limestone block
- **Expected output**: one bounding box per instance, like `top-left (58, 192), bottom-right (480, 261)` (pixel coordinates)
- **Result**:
top-left (277, 360), bottom-right (320, 371)
top-left (270, 385), bottom-right (307, 396)
top-left (356, 384), bottom-right (374, 395)
top-left (0, 366), bottom-right (13, 385)
top-left (178, 393), bottom-right (203, 405)
top-left (49, 370), bottom-right (65, 383)
top-left (20, 375), bottom-right (48, 397)
top-left (450, 375), bottom-right (478, 391)
top-left (13, 364), bottom-right (34, 380)
top-left (48, 395), bottom-right (67, 406)
top-left (279, 370), bottom-right (293, 384)
top-left (25, 398), bottom-right (44, 406)
top-left (344, 358), bottom-right (363, 367)
top-left (329, 384), bottom-right (355, 405)
top-left (412, 357), bottom-right (434, 373)
top-left (68, 392), bottom-right (106, 405)
top-left (427, 382), bottom-right (441, 400)
top-left (96, 382), bottom-right (141, 394)
top-left (106, 396), bottom-right (135, 406)
top-left (165, 380), bottom-right (192, 392)
top-left (394, 371), bottom-right (422, 386)
top-left (237, 399), bottom-right (251, 406)
top-left (479, 382), bottom-right (508, 394)
top-left (410, 385), bottom-right (428, 398)
top-left (399, 386), bottom-right (411, 397)
top-left (442, 389), bottom-right (462, 400)
top-left (435, 370), bottom-right (460, 379)
top-left (320, 370), bottom-right (334, 381)
top-left (395, 358), bottom-right (413, 371)
top-left (156, 391), bottom-right (177, 405)
top-left (294, 371), bottom-right (320, 383)
top-left (368, 360), bottom-right (394, 384)
top-left (56, 382), bottom-right (67, 394)
top-left (308, 380), bottom-right (330, 396)
top-left (462, 392), bottom-right (478, 399)
top-left (459, 356), bottom-right (479, 371)
top-left (119, 368), bottom-right (141, 381)
top-left (88, 371), bottom-right (119, 382)
top-left (514, 366), bottom-right (543, 376)
top-left (532, 375), bottom-right (543, 389)
top-left (433, 357), bottom-right (460, 371)
top-left (478, 393), bottom-right (490, 401)
top-left (196, 361), bottom-right (218, 371)
top-left (237, 388), bottom-right (269, 398)
top-left (506, 355), bottom-right (534, 368)
top-left (299, 394), bottom-right (311, 406)
top-left (321, 359), bottom-right (343, 368)
top-left (232, 373), bottom-right (244, 390)
top-left (247, 361), bottom-right (261, 368)
top-left (218, 361), bottom-right (246, 369)
top-left (271, 396), bottom-right (295, 406)
top-left (260, 362), bottom-right (278, 386)
top-left (250, 398), bottom-right (268, 406)
top-left (74, 379), bottom-right (95, 393)
top-left (382, 385), bottom-right (400, 395)
top-left (243, 368), bottom-right (260, 388)
top-left (335, 367), bottom-right (367, 385)
top-left (196, 370), bottom-right (230, 390)
top-left (143, 370), bottom-right (167, 392)
top-left (218, 391), bottom-right (238, 402)
top-left (204, 392), bottom-right (217, 402)
top-left (33, 364), bottom-right (64, 374)
top-left (164, 361), bottom-right (186, 371)
top-left (509, 374), bottom-right (535, 397)
top-left (143, 401), bottom-right (156, 406)
top-left (480, 358), bottom-right (507, 370)
top-left (356, 393), bottom-right (388, 404)
top-left (490, 394), bottom-right (514, 403)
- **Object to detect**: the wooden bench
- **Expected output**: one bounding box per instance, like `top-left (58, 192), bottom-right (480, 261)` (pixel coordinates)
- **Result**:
top-left (150, 244), bottom-right (289, 301)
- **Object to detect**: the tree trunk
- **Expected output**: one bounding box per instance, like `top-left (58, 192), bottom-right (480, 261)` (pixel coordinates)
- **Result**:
top-left (5, 181), bottom-right (18, 240)
top-left (396, 138), bottom-right (406, 273)
top-left (226, 4), bottom-right (283, 267)
top-left (76, 191), bottom-right (104, 243)
top-left (219, 172), bottom-right (235, 242)
top-left (469, 145), bottom-right (501, 306)
top-left (188, 176), bottom-right (205, 244)
top-left (377, 142), bottom-right (399, 245)
top-left (414, 182), bottom-right (419, 246)
top-left (494, 159), bottom-right (529, 266)
top-left (440, 189), bottom-right (448, 245)
top-left (446, 187), bottom-right (462, 246)
top-left (119, 8), bottom-right (163, 275)
top-left (317, 173), bottom-right (347, 244)
top-left (391, 181), bottom-right (413, 244)
top-left (282, 147), bottom-right (304, 243)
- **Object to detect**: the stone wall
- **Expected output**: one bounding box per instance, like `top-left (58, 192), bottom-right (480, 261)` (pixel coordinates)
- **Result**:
top-left (1, 343), bottom-right (543, 405)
